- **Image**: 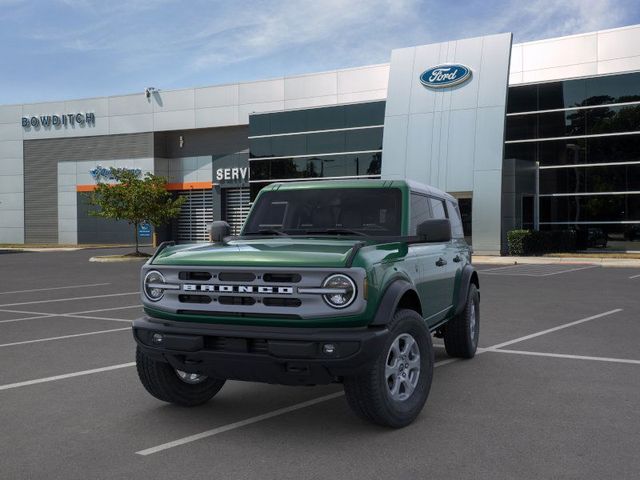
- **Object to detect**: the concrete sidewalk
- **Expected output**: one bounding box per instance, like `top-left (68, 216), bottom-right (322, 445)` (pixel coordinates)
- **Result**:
top-left (474, 255), bottom-right (640, 268)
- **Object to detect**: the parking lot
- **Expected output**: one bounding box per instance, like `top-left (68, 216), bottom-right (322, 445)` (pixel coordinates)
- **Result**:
top-left (1, 248), bottom-right (639, 480)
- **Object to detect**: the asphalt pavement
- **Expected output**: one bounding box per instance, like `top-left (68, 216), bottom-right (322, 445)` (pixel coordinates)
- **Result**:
top-left (0, 248), bottom-right (639, 479)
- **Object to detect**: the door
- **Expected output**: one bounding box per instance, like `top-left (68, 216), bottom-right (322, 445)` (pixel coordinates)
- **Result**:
top-left (426, 197), bottom-right (458, 318)
top-left (176, 189), bottom-right (213, 243)
top-left (409, 192), bottom-right (450, 325)
top-left (224, 187), bottom-right (251, 235)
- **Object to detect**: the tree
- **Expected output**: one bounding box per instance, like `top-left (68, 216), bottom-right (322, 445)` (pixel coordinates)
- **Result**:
top-left (86, 168), bottom-right (185, 255)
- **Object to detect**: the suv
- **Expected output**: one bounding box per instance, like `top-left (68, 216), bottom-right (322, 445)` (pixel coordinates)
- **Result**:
top-left (133, 179), bottom-right (479, 427)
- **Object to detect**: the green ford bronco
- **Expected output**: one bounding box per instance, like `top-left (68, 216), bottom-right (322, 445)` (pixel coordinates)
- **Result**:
top-left (133, 179), bottom-right (479, 427)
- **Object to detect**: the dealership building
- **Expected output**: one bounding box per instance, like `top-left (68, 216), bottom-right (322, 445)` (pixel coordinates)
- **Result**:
top-left (1, 24), bottom-right (639, 253)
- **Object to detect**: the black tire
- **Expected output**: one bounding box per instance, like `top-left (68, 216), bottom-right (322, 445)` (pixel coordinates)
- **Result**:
top-left (443, 283), bottom-right (479, 358)
top-left (136, 347), bottom-right (226, 406)
top-left (343, 309), bottom-right (434, 428)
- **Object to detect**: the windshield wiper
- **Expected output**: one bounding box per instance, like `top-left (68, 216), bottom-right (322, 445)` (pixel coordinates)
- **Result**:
top-left (306, 228), bottom-right (369, 237)
top-left (245, 229), bottom-right (289, 236)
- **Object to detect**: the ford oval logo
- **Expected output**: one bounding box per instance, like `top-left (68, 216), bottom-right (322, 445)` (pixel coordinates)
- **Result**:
top-left (419, 64), bottom-right (472, 89)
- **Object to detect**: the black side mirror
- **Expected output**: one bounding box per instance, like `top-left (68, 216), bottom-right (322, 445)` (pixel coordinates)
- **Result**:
top-left (416, 219), bottom-right (452, 243)
top-left (209, 221), bottom-right (231, 243)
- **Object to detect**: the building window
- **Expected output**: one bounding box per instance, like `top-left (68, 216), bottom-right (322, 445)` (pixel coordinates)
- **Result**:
top-left (505, 71), bottom-right (640, 249)
top-left (248, 101), bottom-right (385, 199)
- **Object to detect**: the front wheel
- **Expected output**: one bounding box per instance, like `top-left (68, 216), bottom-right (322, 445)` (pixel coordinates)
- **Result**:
top-left (343, 309), bottom-right (434, 428)
top-left (136, 347), bottom-right (226, 406)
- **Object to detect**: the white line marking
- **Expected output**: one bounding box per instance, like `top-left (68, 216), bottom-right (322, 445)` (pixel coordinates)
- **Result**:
top-left (0, 363), bottom-right (136, 392)
top-left (63, 315), bottom-right (132, 323)
top-left (0, 291), bottom-right (139, 308)
top-left (489, 309), bottom-right (622, 350)
top-left (71, 305), bottom-right (141, 315)
top-left (0, 305), bottom-right (137, 324)
top-left (0, 314), bottom-right (54, 324)
top-left (135, 392), bottom-right (346, 456)
top-left (629, 273), bottom-right (640, 279)
top-left (481, 264), bottom-right (598, 276)
top-left (135, 357), bottom-right (458, 455)
top-left (538, 265), bottom-right (599, 276)
top-left (486, 348), bottom-right (640, 365)
top-left (0, 327), bottom-right (130, 348)
top-left (0, 282), bottom-right (111, 295)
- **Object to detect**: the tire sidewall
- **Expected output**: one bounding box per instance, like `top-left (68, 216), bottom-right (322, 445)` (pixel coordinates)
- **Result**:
top-left (376, 310), bottom-right (434, 422)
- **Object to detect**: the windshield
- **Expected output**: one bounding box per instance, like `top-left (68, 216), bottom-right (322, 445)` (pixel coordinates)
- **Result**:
top-left (243, 188), bottom-right (402, 236)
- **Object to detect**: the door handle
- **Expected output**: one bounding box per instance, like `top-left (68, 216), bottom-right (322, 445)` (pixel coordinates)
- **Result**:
top-left (436, 257), bottom-right (447, 267)
top-left (453, 255), bottom-right (462, 263)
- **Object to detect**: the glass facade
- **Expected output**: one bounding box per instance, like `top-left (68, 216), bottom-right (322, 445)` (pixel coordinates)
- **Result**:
top-left (249, 101), bottom-right (385, 199)
top-left (505, 71), bottom-right (640, 249)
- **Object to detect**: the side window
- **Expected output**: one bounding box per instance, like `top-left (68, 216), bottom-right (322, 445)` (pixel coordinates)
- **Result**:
top-left (429, 197), bottom-right (447, 220)
top-left (446, 200), bottom-right (465, 239)
top-left (410, 193), bottom-right (432, 234)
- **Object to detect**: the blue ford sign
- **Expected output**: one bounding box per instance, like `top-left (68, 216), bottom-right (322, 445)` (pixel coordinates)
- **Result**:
top-left (419, 64), bottom-right (472, 89)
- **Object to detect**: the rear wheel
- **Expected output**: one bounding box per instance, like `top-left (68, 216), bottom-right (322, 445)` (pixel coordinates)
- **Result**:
top-left (136, 347), bottom-right (226, 406)
top-left (343, 309), bottom-right (434, 428)
top-left (443, 283), bottom-right (479, 358)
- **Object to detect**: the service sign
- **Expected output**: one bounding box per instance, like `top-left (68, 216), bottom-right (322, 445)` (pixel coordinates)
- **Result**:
top-left (419, 64), bottom-right (472, 89)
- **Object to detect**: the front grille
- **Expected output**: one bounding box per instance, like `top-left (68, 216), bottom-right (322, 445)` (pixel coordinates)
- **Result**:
top-left (176, 310), bottom-right (302, 320)
top-left (218, 296), bottom-right (256, 306)
top-left (218, 272), bottom-right (256, 282)
top-left (263, 297), bottom-right (302, 307)
top-left (263, 273), bottom-right (301, 283)
top-left (179, 271), bottom-right (212, 281)
top-left (179, 294), bottom-right (212, 304)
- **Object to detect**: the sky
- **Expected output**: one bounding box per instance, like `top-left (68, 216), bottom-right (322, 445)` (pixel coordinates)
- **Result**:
top-left (1, 0), bottom-right (639, 104)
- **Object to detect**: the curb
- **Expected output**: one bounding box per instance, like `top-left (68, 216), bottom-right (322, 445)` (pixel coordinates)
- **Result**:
top-left (473, 255), bottom-right (640, 268)
top-left (89, 255), bottom-right (151, 263)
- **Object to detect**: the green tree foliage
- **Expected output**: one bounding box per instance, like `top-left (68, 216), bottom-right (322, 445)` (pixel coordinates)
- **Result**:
top-left (86, 168), bottom-right (184, 254)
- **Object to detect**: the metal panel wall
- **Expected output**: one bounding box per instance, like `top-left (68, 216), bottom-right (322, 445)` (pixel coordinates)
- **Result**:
top-left (23, 133), bottom-right (153, 243)
top-left (382, 33), bottom-right (512, 254)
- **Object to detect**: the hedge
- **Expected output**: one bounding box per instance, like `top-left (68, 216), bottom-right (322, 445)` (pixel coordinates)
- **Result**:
top-left (506, 229), bottom-right (577, 256)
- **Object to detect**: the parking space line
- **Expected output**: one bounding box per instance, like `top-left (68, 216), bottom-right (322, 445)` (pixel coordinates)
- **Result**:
top-left (71, 305), bottom-right (141, 315)
top-left (136, 392), bottom-right (346, 456)
top-left (488, 309), bottom-right (622, 350)
top-left (135, 357), bottom-right (460, 456)
top-left (480, 264), bottom-right (598, 276)
top-left (64, 314), bottom-right (133, 323)
top-left (0, 291), bottom-right (139, 308)
top-left (537, 265), bottom-right (599, 276)
top-left (629, 273), bottom-right (640, 279)
top-left (0, 314), bottom-right (54, 324)
top-left (0, 363), bottom-right (136, 392)
top-left (0, 282), bottom-right (111, 295)
top-left (484, 348), bottom-right (640, 365)
top-left (0, 327), bottom-right (130, 348)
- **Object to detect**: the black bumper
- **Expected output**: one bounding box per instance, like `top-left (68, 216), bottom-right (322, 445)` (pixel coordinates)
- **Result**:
top-left (132, 316), bottom-right (389, 386)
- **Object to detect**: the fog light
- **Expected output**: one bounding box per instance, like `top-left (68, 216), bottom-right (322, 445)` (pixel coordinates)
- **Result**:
top-left (323, 343), bottom-right (336, 354)
top-left (152, 333), bottom-right (164, 344)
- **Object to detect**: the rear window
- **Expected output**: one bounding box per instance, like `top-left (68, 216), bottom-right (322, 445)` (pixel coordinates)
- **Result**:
top-left (446, 199), bottom-right (465, 239)
top-left (243, 187), bottom-right (402, 236)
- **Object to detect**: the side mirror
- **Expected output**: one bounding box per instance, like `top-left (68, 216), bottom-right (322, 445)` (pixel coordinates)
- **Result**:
top-left (416, 219), bottom-right (451, 243)
top-left (209, 221), bottom-right (231, 243)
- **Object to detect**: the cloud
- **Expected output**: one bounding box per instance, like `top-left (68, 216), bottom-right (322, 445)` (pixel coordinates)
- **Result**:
top-left (463, 0), bottom-right (633, 42)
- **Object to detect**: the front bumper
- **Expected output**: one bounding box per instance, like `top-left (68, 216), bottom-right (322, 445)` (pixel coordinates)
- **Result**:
top-left (133, 316), bottom-right (389, 385)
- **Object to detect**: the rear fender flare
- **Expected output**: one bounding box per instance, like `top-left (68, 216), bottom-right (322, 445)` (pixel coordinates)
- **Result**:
top-left (454, 265), bottom-right (479, 316)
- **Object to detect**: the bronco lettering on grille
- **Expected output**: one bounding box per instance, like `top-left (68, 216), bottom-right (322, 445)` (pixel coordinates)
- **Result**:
top-left (182, 284), bottom-right (294, 294)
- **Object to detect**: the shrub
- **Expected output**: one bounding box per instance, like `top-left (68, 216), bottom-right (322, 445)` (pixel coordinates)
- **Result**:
top-left (506, 229), bottom-right (577, 256)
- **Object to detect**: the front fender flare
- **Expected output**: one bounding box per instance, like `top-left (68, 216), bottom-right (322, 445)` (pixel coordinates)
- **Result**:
top-left (369, 279), bottom-right (419, 326)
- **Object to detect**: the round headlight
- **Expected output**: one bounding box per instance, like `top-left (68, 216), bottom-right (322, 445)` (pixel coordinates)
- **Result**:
top-left (322, 274), bottom-right (356, 309)
top-left (144, 270), bottom-right (166, 302)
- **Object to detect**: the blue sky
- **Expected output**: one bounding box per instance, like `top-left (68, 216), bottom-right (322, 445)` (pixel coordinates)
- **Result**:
top-left (1, 0), bottom-right (639, 104)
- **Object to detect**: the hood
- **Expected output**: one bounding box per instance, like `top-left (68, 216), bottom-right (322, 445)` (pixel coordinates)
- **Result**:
top-left (151, 238), bottom-right (363, 268)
